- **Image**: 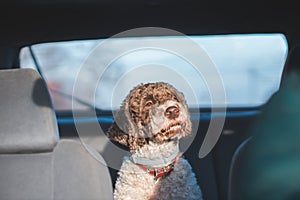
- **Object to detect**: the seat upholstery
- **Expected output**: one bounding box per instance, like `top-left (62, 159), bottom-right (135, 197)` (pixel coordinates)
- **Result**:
top-left (227, 137), bottom-right (251, 200)
top-left (54, 139), bottom-right (113, 200)
top-left (0, 68), bottom-right (113, 200)
top-left (0, 68), bottom-right (59, 153)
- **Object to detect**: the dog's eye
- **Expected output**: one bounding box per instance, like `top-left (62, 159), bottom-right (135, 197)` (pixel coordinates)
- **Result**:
top-left (145, 101), bottom-right (153, 108)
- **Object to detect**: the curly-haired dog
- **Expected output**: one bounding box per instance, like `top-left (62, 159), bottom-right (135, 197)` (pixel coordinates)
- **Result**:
top-left (107, 82), bottom-right (203, 200)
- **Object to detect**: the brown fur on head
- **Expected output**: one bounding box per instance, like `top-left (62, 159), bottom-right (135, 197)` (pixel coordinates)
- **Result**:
top-left (107, 82), bottom-right (192, 152)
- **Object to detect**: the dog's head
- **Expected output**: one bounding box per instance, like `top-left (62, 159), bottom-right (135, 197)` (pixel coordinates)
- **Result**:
top-left (107, 82), bottom-right (192, 152)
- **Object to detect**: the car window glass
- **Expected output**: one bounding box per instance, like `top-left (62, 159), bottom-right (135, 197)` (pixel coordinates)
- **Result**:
top-left (19, 34), bottom-right (288, 110)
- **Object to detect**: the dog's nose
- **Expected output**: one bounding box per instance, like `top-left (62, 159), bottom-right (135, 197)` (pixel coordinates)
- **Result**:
top-left (165, 106), bottom-right (180, 119)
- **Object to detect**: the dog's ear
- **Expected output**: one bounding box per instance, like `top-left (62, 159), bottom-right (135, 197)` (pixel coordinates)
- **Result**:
top-left (106, 94), bottom-right (139, 149)
top-left (107, 121), bottom-right (130, 147)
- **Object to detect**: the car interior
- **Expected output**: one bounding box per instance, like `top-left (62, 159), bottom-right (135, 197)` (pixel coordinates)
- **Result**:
top-left (0, 0), bottom-right (300, 200)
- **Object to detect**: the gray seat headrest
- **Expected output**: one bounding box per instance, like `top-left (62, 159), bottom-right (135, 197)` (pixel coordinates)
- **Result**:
top-left (0, 68), bottom-right (59, 153)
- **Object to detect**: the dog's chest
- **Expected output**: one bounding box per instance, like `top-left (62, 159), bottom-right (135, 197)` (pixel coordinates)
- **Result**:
top-left (116, 156), bottom-right (202, 200)
top-left (133, 141), bottom-right (179, 163)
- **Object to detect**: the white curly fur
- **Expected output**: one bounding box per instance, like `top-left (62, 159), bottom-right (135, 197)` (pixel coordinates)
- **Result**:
top-left (113, 141), bottom-right (203, 200)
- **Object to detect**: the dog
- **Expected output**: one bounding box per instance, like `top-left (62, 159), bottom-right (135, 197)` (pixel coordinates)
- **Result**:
top-left (107, 82), bottom-right (203, 200)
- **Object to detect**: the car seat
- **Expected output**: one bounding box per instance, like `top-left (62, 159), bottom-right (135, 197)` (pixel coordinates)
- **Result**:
top-left (0, 68), bottom-right (113, 200)
top-left (227, 45), bottom-right (300, 200)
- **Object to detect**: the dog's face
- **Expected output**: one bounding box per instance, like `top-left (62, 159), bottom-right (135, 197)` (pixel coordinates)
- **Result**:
top-left (107, 82), bottom-right (192, 152)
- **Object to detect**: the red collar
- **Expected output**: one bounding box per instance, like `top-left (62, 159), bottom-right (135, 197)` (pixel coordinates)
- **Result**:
top-left (137, 157), bottom-right (177, 180)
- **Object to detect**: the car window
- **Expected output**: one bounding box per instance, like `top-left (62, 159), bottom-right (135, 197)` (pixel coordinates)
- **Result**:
top-left (19, 34), bottom-right (288, 111)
